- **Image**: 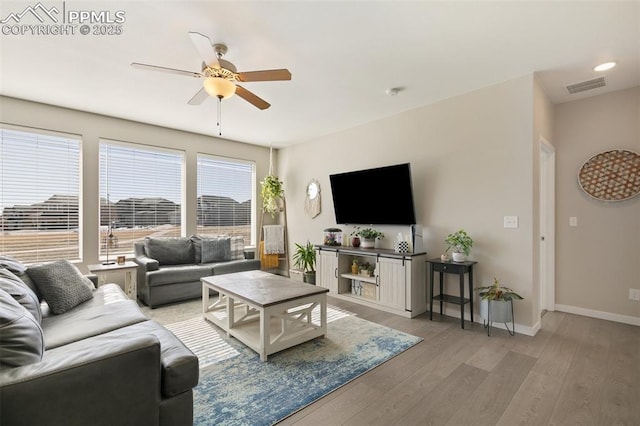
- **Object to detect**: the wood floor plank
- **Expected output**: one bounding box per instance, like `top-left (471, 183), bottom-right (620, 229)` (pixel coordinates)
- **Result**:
top-left (393, 363), bottom-right (489, 425)
top-left (547, 316), bottom-right (612, 425)
top-left (599, 322), bottom-right (640, 425)
top-left (445, 350), bottom-right (537, 426)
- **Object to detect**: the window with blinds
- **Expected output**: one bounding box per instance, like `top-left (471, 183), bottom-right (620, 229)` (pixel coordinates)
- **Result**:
top-left (196, 154), bottom-right (254, 243)
top-left (0, 127), bottom-right (81, 263)
top-left (99, 140), bottom-right (184, 259)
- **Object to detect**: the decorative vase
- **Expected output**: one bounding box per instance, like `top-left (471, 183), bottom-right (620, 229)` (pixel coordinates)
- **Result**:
top-left (440, 254), bottom-right (450, 262)
top-left (451, 252), bottom-right (465, 262)
top-left (351, 262), bottom-right (359, 274)
top-left (351, 236), bottom-right (361, 247)
top-left (360, 238), bottom-right (375, 249)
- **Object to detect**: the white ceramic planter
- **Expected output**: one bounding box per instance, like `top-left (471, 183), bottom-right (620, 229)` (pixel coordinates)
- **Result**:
top-left (360, 238), bottom-right (375, 248)
top-left (479, 298), bottom-right (513, 323)
top-left (451, 252), bottom-right (465, 262)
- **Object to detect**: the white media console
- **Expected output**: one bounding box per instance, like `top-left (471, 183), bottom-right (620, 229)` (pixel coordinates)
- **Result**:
top-left (315, 245), bottom-right (427, 318)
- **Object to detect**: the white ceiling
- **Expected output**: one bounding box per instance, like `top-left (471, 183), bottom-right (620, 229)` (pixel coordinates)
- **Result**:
top-left (1, 1), bottom-right (639, 148)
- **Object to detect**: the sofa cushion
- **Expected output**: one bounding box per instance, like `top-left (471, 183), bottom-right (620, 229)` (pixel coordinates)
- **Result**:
top-left (0, 268), bottom-right (42, 323)
top-left (145, 237), bottom-right (194, 265)
top-left (41, 284), bottom-right (148, 349)
top-left (0, 289), bottom-right (45, 366)
top-left (191, 234), bottom-right (216, 263)
top-left (27, 260), bottom-right (94, 315)
top-left (201, 237), bottom-right (231, 263)
top-left (147, 264), bottom-right (213, 287)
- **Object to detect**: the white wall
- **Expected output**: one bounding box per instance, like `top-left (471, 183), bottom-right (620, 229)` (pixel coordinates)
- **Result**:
top-left (0, 95), bottom-right (272, 273)
top-left (554, 87), bottom-right (640, 323)
top-left (280, 75), bottom-right (538, 329)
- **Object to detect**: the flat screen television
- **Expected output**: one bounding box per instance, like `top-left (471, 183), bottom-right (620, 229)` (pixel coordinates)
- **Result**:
top-left (329, 163), bottom-right (417, 225)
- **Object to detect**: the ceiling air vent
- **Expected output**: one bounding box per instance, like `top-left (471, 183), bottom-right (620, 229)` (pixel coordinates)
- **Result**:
top-left (566, 77), bottom-right (606, 94)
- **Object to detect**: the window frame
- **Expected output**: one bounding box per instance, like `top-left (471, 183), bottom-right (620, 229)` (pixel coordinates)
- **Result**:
top-left (0, 124), bottom-right (83, 264)
top-left (98, 138), bottom-right (186, 260)
top-left (196, 153), bottom-right (256, 246)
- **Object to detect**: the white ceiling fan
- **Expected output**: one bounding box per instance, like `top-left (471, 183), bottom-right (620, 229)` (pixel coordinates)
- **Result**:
top-left (131, 32), bottom-right (292, 110)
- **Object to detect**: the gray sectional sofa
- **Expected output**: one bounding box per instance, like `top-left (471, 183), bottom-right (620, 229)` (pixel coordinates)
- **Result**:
top-left (135, 235), bottom-right (261, 308)
top-left (0, 259), bottom-right (199, 426)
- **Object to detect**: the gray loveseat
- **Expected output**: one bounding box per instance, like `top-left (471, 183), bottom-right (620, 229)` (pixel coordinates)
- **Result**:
top-left (0, 260), bottom-right (199, 426)
top-left (135, 235), bottom-right (261, 308)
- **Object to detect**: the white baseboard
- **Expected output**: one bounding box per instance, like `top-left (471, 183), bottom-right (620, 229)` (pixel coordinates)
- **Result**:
top-left (554, 304), bottom-right (640, 326)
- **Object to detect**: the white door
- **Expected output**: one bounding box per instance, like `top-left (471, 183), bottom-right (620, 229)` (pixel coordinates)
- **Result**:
top-left (539, 138), bottom-right (556, 313)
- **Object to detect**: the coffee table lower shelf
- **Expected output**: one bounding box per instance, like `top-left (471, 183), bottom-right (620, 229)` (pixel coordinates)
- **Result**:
top-left (202, 277), bottom-right (327, 361)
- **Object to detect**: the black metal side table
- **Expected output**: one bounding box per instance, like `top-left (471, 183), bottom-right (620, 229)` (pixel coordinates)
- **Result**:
top-left (427, 258), bottom-right (478, 329)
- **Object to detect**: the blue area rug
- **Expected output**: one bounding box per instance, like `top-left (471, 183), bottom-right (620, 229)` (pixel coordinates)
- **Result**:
top-left (165, 307), bottom-right (422, 426)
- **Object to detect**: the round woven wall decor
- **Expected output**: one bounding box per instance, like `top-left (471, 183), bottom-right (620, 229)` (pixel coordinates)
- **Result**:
top-left (578, 149), bottom-right (640, 201)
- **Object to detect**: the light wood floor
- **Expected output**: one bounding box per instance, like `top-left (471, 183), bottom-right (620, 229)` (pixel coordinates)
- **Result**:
top-left (145, 296), bottom-right (640, 426)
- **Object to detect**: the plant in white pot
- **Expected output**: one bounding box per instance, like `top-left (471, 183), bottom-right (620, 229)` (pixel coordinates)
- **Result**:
top-left (445, 228), bottom-right (473, 262)
top-left (476, 277), bottom-right (523, 336)
top-left (292, 241), bottom-right (316, 284)
top-left (352, 226), bottom-right (384, 249)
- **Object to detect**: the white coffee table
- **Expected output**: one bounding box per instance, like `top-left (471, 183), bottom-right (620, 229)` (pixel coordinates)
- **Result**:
top-left (201, 270), bottom-right (328, 361)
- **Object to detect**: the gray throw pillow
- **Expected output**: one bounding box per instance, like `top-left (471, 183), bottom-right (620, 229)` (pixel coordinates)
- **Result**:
top-left (0, 289), bottom-right (45, 367)
top-left (0, 268), bottom-right (43, 323)
top-left (190, 234), bottom-right (220, 263)
top-left (144, 237), bottom-right (194, 265)
top-left (27, 260), bottom-right (94, 315)
top-left (230, 236), bottom-right (245, 260)
top-left (201, 237), bottom-right (232, 263)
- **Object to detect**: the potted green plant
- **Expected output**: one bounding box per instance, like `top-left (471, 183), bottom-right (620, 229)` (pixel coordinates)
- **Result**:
top-left (292, 241), bottom-right (316, 284)
top-left (260, 175), bottom-right (284, 217)
top-left (445, 228), bottom-right (473, 262)
top-left (476, 277), bottom-right (523, 336)
top-left (352, 226), bottom-right (384, 249)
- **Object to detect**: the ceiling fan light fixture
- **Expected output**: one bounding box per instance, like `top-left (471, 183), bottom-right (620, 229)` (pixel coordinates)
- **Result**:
top-left (204, 76), bottom-right (236, 99)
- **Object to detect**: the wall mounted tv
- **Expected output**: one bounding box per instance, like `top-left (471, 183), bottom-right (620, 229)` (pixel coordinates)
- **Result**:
top-left (329, 163), bottom-right (417, 225)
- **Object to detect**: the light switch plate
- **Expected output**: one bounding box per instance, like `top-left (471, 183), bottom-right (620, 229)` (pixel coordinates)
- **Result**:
top-left (504, 216), bottom-right (518, 228)
top-left (569, 217), bottom-right (578, 227)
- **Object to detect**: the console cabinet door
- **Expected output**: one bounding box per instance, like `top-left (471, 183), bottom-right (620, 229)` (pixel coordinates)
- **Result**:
top-left (377, 257), bottom-right (406, 310)
top-left (317, 249), bottom-right (339, 293)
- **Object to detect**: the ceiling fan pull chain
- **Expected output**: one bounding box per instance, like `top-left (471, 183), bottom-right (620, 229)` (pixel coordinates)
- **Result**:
top-left (217, 96), bottom-right (222, 136)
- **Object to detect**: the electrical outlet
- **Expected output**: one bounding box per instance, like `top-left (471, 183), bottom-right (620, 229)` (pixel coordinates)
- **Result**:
top-left (504, 216), bottom-right (518, 228)
top-left (629, 288), bottom-right (640, 301)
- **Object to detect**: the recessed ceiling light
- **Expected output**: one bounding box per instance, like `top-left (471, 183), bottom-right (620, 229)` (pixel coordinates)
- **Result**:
top-left (594, 62), bottom-right (616, 72)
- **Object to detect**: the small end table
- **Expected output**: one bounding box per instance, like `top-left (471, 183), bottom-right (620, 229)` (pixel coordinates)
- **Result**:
top-left (427, 258), bottom-right (478, 329)
top-left (87, 261), bottom-right (138, 300)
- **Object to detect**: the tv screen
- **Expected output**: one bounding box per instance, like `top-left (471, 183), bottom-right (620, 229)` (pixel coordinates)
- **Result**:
top-left (329, 163), bottom-right (417, 225)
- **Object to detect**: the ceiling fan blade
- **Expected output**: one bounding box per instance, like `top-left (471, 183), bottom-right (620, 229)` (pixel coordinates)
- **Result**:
top-left (237, 69), bottom-right (292, 82)
top-left (235, 85), bottom-right (271, 110)
top-left (187, 87), bottom-right (209, 106)
top-left (131, 62), bottom-right (201, 78)
top-left (188, 31), bottom-right (220, 68)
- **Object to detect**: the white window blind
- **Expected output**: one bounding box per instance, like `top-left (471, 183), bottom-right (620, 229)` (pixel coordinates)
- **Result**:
top-left (99, 140), bottom-right (184, 259)
top-left (0, 127), bottom-right (81, 264)
top-left (196, 154), bottom-right (254, 243)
